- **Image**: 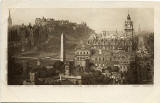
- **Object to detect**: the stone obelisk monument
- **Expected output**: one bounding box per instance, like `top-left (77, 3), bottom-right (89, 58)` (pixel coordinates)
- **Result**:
top-left (60, 33), bottom-right (65, 61)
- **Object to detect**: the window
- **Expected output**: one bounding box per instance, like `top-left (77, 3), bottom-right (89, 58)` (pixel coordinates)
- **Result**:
top-left (103, 64), bottom-right (105, 66)
top-left (99, 49), bottom-right (102, 54)
top-left (103, 57), bottom-right (105, 61)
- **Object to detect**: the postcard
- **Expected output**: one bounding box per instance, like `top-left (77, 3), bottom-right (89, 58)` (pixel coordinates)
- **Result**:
top-left (0, 0), bottom-right (160, 103)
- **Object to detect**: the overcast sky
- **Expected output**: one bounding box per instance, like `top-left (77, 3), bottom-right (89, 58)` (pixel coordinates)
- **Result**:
top-left (10, 8), bottom-right (154, 33)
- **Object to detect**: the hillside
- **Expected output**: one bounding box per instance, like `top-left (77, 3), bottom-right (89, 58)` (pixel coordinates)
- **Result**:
top-left (8, 19), bottom-right (94, 58)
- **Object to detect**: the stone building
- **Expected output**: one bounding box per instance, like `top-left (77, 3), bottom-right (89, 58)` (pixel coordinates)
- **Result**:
top-left (86, 13), bottom-right (135, 72)
top-left (124, 14), bottom-right (134, 38)
top-left (90, 49), bottom-right (112, 71)
top-left (112, 50), bottom-right (131, 73)
top-left (74, 41), bottom-right (91, 70)
top-left (87, 14), bottom-right (134, 52)
top-left (135, 55), bottom-right (153, 84)
top-left (88, 32), bottom-right (132, 52)
top-left (35, 17), bottom-right (70, 26)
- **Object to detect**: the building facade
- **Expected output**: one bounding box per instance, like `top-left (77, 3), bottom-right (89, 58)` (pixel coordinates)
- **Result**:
top-left (74, 41), bottom-right (91, 70)
top-left (84, 13), bottom-right (135, 72)
top-left (90, 49), bottom-right (112, 71)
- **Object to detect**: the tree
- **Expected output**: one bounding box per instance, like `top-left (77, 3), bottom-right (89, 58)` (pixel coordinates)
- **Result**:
top-left (86, 62), bottom-right (96, 72)
top-left (82, 70), bottom-right (112, 85)
top-left (53, 61), bottom-right (65, 73)
top-left (8, 57), bottom-right (23, 85)
top-left (126, 61), bottom-right (137, 84)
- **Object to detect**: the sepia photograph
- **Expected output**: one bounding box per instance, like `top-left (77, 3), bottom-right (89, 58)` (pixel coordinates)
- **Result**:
top-left (7, 8), bottom-right (154, 85)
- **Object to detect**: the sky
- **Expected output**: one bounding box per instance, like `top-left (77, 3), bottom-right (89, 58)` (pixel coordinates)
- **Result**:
top-left (10, 8), bottom-right (154, 33)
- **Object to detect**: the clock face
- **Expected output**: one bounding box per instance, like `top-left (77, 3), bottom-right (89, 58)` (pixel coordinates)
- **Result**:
top-left (127, 24), bottom-right (130, 28)
top-left (125, 20), bottom-right (133, 29)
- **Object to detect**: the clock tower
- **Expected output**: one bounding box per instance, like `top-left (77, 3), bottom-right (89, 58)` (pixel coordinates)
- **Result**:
top-left (124, 13), bottom-right (134, 38)
top-left (124, 13), bottom-right (134, 52)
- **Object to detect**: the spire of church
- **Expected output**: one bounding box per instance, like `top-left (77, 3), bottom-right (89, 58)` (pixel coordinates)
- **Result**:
top-left (127, 10), bottom-right (131, 20)
top-left (9, 9), bottom-right (11, 17)
top-left (137, 24), bottom-right (149, 56)
top-left (8, 9), bottom-right (12, 27)
top-left (127, 14), bottom-right (131, 20)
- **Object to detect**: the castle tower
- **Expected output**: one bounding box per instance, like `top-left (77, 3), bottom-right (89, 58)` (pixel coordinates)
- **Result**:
top-left (60, 33), bottom-right (65, 61)
top-left (8, 9), bottom-right (12, 28)
top-left (124, 13), bottom-right (134, 38)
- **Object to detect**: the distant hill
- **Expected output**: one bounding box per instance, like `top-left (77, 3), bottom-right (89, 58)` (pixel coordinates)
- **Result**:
top-left (8, 20), bottom-right (94, 58)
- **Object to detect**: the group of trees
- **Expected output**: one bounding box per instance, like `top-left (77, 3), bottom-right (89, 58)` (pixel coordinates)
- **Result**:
top-left (31, 61), bottom-right (65, 78)
top-left (145, 33), bottom-right (154, 58)
top-left (75, 62), bottom-right (111, 85)
top-left (8, 57), bottom-right (23, 85)
top-left (81, 70), bottom-right (112, 85)
top-left (8, 19), bottom-right (94, 54)
top-left (8, 24), bottom-right (49, 51)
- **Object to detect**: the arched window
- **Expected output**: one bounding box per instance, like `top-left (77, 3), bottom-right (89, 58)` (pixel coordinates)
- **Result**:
top-left (88, 41), bottom-right (90, 44)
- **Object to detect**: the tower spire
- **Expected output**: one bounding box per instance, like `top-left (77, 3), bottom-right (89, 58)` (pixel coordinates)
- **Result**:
top-left (127, 9), bottom-right (131, 20)
top-left (9, 9), bottom-right (11, 17)
top-left (8, 9), bottom-right (12, 27)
